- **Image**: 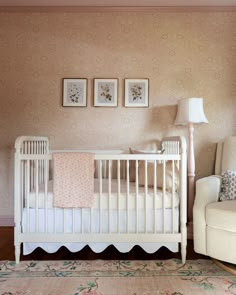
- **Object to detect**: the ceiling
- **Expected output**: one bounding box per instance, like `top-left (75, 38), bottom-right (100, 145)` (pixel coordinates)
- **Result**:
top-left (0, 0), bottom-right (236, 6)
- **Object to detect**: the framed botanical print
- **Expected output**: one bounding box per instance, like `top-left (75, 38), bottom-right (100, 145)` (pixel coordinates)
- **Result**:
top-left (94, 78), bottom-right (118, 107)
top-left (125, 79), bottom-right (149, 108)
top-left (63, 78), bottom-right (87, 107)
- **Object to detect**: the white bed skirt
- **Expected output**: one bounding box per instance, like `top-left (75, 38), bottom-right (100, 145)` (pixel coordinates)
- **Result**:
top-left (22, 207), bottom-right (179, 255)
top-left (23, 241), bottom-right (178, 255)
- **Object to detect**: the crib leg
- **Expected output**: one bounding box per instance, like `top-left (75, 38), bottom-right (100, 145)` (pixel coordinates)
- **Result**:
top-left (181, 226), bottom-right (187, 264)
top-left (181, 242), bottom-right (187, 264)
top-left (15, 243), bottom-right (21, 264)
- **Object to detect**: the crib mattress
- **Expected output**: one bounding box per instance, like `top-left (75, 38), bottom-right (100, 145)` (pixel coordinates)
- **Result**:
top-left (27, 179), bottom-right (179, 209)
top-left (22, 207), bottom-right (179, 255)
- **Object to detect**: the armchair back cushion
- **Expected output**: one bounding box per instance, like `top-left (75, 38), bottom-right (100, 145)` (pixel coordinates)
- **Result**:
top-left (215, 142), bottom-right (223, 175)
top-left (215, 136), bottom-right (236, 174)
top-left (221, 137), bottom-right (236, 172)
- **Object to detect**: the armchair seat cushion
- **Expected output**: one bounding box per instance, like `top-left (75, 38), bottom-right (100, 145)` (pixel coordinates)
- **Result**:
top-left (206, 200), bottom-right (236, 232)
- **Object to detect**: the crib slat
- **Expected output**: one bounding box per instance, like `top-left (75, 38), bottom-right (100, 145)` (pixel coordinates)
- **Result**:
top-left (20, 161), bottom-right (24, 223)
top-left (135, 160), bottom-right (139, 233)
top-left (35, 142), bottom-right (38, 188)
top-left (44, 159), bottom-right (48, 233)
top-left (103, 160), bottom-right (107, 178)
top-left (144, 160), bottom-right (148, 233)
top-left (90, 207), bottom-right (93, 233)
top-left (108, 160), bottom-right (112, 234)
top-left (30, 143), bottom-right (34, 189)
top-left (99, 160), bottom-right (102, 234)
top-left (154, 160), bottom-right (157, 233)
top-left (35, 159), bottom-right (39, 233)
top-left (41, 142), bottom-right (44, 183)
top-left (172, 160), bottom-right (175, 233)
top-left (27, 141), bottom-right (30, 155)
top-left (39, 142), bottom-right (42, 184)
top-left (30, 160), bottom-right (33, 190)
top-left (63, 208), bottom-right (66, 234)
top-left (54, 207), bottom-right (57, 233)
top-left (81, 208), bottom-right (84, 234)
top-left (162, 161), bottom-right (166, 234)
top-left (126, 160), bottom-right (130, 233)
top-left (26, 160), bottom-right (30, 233)
top-left (117, 160), bottom-right (121, 234)
top-left (72, 208), bottom-right (75, 233)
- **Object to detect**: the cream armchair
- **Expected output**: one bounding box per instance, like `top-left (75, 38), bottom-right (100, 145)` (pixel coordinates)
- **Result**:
top-left (193, 136), bottom-right (236, 264)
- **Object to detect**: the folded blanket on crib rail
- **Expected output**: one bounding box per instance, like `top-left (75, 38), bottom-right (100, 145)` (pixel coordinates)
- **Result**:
top-left (53, 152), bottom-right (95, 208)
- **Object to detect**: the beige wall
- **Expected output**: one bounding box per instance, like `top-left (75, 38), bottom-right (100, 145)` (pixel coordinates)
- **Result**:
top-left (0, 11), bottom-right (236, 218)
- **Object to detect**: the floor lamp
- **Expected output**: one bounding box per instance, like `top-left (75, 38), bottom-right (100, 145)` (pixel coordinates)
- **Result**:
top-left (175, 98), bottom-right (208, 225)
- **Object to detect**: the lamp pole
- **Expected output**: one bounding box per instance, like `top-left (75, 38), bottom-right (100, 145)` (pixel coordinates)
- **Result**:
top-left (187, 122), bottom-right (195, 223)
top-left (175, 97), bottom-right (208, 238)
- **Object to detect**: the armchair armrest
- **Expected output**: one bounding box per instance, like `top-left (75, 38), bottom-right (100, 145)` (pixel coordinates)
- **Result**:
top-left (194, 175), bottom-right (222, 207)
top-left (193, 175), bottom-right (222, 255)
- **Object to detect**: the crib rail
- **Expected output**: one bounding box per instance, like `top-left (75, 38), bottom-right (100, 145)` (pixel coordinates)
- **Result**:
top-left (14, 136), bottom-right (187, 264)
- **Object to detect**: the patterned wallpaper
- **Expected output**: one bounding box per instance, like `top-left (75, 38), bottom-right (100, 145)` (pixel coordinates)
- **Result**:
top-left (0, 11), bottom-right (236, 217)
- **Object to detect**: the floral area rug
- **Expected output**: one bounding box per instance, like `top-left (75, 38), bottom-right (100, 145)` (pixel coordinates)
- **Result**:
top-left (0, 259), bottom-right (236, 295)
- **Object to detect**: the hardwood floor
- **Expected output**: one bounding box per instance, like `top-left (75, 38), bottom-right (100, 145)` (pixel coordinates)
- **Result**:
top-left (0, 227), bottom-right (208, 261)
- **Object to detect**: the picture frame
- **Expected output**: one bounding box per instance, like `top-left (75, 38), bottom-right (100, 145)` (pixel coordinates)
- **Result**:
top-left (125, 78), bottom-right (149, 108)
top-left (94, 78), bottom-right (118, 107)
top-left (63, 78), bottom-right (87, 107)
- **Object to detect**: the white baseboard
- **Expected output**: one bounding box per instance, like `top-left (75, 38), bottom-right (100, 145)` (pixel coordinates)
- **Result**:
top-left (0, 215), bottom-right (14, 226)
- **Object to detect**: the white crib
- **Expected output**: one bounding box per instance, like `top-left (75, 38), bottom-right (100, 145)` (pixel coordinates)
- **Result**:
top-left (14, 136), bottom-right (187, 264)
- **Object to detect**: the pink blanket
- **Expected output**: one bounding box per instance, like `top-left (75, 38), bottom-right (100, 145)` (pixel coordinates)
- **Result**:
top-left (53, 152), bottom-right (95, 208)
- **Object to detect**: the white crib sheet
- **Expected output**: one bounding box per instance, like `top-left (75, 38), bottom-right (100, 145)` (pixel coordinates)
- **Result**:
top-left (28, 179), bottom-right (179, 209)
top-left (22, 207), bottom-right (179, 255)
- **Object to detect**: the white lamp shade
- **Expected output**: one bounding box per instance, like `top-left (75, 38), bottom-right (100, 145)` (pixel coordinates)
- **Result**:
top-left (175, 97), bottom-right (208, 125)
